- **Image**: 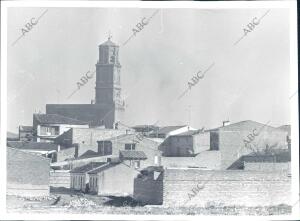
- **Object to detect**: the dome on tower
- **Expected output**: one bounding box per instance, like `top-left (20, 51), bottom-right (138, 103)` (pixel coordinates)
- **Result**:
top-left (100, 36), bottom-right (117, 47)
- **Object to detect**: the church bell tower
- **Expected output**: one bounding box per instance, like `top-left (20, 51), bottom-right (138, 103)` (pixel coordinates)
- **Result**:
top-left (95, 36), bottom-right (125, 128)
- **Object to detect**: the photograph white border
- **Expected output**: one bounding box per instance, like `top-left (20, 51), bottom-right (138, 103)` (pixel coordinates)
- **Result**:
top-left (1, 1), bottom-right (298, 220)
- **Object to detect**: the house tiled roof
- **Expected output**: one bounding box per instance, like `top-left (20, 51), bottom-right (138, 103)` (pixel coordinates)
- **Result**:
top-left (99, 133), bottom-right (135, 141)
top-left (175, 128), bottom-right (205, 136)
top-left (7, 141), bottom-right (58, 151)
top-left (78, 150), bottom-right (102, 159)
top-left (141, 166), bottom-right (164, 173)
top-left (155, 126), bottom-right (186, 134)
top-left (34, 114), bottom-right (88, 125)
top-left (8, 147), bottom-right (51, 162)
top-left (119, 150), bottom-right (147, 160)
top-left (88, 163), bottom-right (119, 174)
top-left (132, 125), bottom-right (159, 132)
top-left (208, 120), bottom-right (278, 132)
top-left (70, 162), bottom-right (108, 173)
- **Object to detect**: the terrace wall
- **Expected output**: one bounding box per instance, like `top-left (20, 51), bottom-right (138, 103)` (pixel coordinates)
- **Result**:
top-left (49, 170), bottom-right (71, 188)
top-left (163, 169), bottom-right (291, 207)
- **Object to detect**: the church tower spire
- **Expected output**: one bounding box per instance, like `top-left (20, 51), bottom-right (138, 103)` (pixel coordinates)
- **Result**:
top-left (95, 37), bottom-right (125, 128)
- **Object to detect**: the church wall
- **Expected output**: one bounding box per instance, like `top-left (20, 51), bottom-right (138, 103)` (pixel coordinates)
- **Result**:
top-left (46, 104), bottom-right (115, 128)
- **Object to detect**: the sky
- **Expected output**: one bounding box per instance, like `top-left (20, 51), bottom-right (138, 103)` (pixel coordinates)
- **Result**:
top-left (6, 7), bottom-right (291, 133)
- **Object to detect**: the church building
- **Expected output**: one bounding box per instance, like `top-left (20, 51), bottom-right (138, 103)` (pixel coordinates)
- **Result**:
top-left (46, 37), bottom-right (125, 129)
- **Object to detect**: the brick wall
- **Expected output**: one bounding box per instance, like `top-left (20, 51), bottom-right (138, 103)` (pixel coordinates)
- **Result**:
top-left (49, 170), bottom-right (71, 188)
top-left (163, 169), bottom-right (291, 207)
top-left (7, 148), bottom-right (50, 196)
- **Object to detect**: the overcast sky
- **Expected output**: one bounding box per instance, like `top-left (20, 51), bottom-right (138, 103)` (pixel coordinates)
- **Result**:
top-left (7, 7), bottom-right (291, 132)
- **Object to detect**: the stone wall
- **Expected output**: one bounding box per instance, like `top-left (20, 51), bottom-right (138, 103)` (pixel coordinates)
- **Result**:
top-left (163, 168), bottom-right (291, 207)
top-left (49, 170), bottom-right (71, 188)
top-left (7, 148), bottom-right (50, 197)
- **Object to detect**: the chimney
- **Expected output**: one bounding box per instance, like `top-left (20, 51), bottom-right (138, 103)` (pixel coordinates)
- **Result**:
top-left (222, 120), bottom-right (230, 127)
top-left (154, 155), bottom-right (161, 166)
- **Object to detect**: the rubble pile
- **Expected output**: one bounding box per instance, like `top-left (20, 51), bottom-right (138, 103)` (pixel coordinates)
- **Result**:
top-left (68, 198), bottom-right (97, 208)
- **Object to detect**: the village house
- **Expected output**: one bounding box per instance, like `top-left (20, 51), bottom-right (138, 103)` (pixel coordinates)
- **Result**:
top-left (70, 162), bottom-right (108, 192)
top-left (160, 120), bottom-right (289, 170)
top-left (159, 128), bottom-right (206, 157)
top-left (54, 127), bottom-right (130, 157)
top-left (33, 113), bottom-right (89, 143)
top-left (96, 133), bottom-right (163, 168)
top-left (207, 120), bottom-right (289, 169)
top-left (7, 147), bottom-right (51, 197)
top-left (148, 125), bottom-right (197, 139)
top-left (88, 150), bottom-right (147, 196)
top-left (157, 128), bottom-right (220, 169)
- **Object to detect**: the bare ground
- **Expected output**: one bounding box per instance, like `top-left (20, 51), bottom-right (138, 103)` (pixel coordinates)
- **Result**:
top-left (6, 190), bottom-right (292, 215)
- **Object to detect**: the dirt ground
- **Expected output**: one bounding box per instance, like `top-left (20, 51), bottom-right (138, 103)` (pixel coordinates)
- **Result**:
top-left (6, 189), bottom-right (292, 215)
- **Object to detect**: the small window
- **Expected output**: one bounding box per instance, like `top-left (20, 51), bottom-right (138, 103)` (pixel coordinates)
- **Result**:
top-left (134, 161), bottom-right (140, 169)
top-left (125, 143), bottom-right (136, 150)
top-left (98, 141), bottom-right (112, 155)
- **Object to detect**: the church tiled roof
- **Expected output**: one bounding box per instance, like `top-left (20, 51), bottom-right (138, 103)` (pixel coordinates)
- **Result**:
top-left (33, 114), bottom-right (88, 125)
top-left (70, 162), bottom-right (107, 173)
